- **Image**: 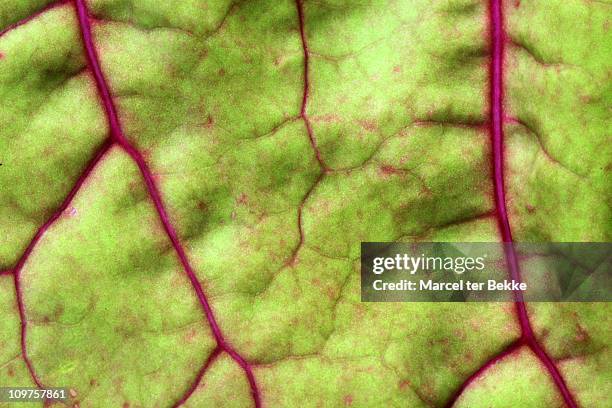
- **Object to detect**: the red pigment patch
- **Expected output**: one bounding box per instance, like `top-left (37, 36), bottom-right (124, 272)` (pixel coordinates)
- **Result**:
top-left (312, 114), bottom-right (340, 123)
top-left (399, 379), bottom-right (411, 390)
top-left (379, 165), bottom-right (402, 176)
top-left (575, 324), bottom-right (590, 343)
top-left (204, 114), bottom-right (214, 128)
top-left (236, 193), bottom-right (249, 205)
top-left (358, 120), bottom-right (377, 132)
top-left (185, 327), bottom-right (198, 343)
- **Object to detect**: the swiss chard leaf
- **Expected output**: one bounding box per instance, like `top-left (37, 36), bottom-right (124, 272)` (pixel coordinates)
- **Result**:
top-left (0, 0), bottom-right (610, 407)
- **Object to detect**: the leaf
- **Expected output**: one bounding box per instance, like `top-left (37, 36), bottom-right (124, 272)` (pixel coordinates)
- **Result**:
top-left (0, 0), bottom-right (610, 407)
top-left (453, 347), bottom-right (566, 407)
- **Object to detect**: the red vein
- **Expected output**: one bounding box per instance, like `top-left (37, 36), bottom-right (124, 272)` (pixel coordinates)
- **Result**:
top-left (287, 0), bottom-right (329, 270)
top-left (0, 0), bottom-right (69, 39)
top-left (528, 343), bottom-right (578, 408)
top-left (289, 0), bottom-right (335, 273)
top-left (450, 2), bottom-right (579, 407)
top-left (73, 0), bottom-right (261, 405)
top-left (444, 341), bottom-right (522, 408)
top-left (489, 0), bottom-right (532, 333)
top-left (12, 138), bottom-right (113, 388)
top-left (286, 172), bottom-right (324, 266)
top-left (296, 0), bottom-right (328, 171)
top-left (172, 347), bottom-right (222, 408)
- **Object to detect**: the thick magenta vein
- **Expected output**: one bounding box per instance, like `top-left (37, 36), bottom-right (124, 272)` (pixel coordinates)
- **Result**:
top-left (489, 0), bottom-right (531, 333)
top-left (72, 0), bottom-right (261, 405)
top-left (448, 2), bottom-right (579, 407)
top-left (12, 139), bottom-right (113, 388)
top-left (296, 0), bottom-right (328, 171)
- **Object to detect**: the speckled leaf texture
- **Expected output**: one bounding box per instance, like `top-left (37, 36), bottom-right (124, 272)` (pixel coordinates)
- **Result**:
top-left (0, 0), bottom-right (610, 407)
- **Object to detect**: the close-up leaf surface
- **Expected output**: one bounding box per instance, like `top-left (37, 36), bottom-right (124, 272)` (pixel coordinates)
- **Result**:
top-left (0, 0), bottom-right (610, 407)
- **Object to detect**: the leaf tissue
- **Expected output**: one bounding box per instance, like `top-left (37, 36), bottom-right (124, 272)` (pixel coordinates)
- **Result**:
top-left (0, 0), bottom-right (609, 407)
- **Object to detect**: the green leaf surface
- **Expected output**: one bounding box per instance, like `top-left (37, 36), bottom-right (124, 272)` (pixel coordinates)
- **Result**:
top-left (0, 0), bottom-right (610, 407)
